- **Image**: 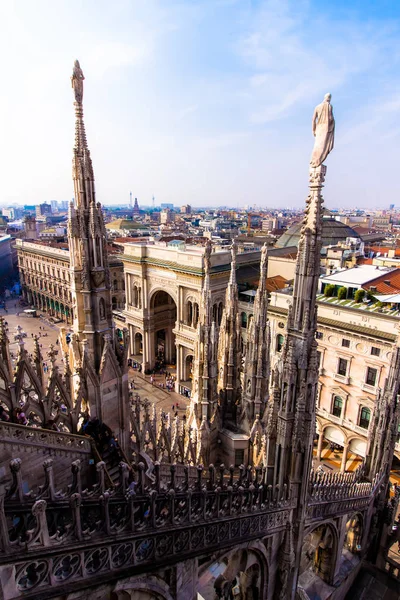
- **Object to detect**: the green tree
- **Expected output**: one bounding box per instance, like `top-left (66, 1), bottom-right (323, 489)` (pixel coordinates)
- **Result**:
top-left (337, 287), bottom-right (347, 300)
top-left (324, 284), bottom-right (336, 297)
top-left (354, 289), bottom-right (365, 303)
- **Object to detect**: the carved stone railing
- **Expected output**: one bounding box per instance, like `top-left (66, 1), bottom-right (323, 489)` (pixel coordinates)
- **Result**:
top-left (0, 457), bottom-right (294, 599)
top-left (307, 467), bottom-right (385, 521)
top-left (0, 421), bottom-right (92, 454)
top-left (316, 407), bottom-right (369, 437)
top-left (384, 557), bottom-right (400, 581)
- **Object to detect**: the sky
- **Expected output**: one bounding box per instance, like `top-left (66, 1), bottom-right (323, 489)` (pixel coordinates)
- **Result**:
top-left (2, 0), bottom-right (400, 209)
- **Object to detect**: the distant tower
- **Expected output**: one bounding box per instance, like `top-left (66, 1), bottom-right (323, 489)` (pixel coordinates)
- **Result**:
top-left (24, 215), bottom-right (38, 240)
top-left (133, 197), bottom-right (140, 217)
top-left (152, 195), bottom-right (155, 208)
top-left (130, 191), bottom-right (133, 208)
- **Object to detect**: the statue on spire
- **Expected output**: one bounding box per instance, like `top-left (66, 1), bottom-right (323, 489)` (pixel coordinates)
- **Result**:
top-left (71, 60), bottom-right (85, 103)
top-left (310, 93), bottom-right (335, 168)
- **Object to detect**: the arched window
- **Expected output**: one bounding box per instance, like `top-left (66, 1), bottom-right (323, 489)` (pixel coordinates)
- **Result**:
top-left (241, 312), bottom-right (247, 328)
top-left (276, 334), bottom-right (284, 353)
top-left (113, 279), bottom-right (118, 291)
top-left (212, 304), bottom-right (217, 323)
top-left (193, 303), bottom-right (199, 328)
top-left (218, 302), bottom-right (223, 325)
top-left (332, 396), bottom-right (343, 418)
top-left (187, 301), bottom-right (193, 326)
top-left (359, 407), bottom-right (371, 429)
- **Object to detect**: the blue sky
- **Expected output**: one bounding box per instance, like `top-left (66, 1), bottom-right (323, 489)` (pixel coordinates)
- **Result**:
top-left (2, 0), bottom-right (400, 209)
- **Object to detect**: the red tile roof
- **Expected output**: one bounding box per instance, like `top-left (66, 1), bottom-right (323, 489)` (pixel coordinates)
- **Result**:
top-left (362, 268), bottom-right (400, 294)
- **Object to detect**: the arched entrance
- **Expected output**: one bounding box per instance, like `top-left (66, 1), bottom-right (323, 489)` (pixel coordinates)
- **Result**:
top-left (300, 523), bottom-right (337, 585)
top-left (184, 354), bottom-right (193, 382)
top-left (150, 291), bottom-right (177, 369)
top-left (198, 547), bottom-right (267, 600)
top-left (134, 332), bottom-right (143, 356)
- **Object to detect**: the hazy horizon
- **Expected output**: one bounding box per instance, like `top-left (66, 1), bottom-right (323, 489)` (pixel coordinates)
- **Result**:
top-left (2, 0), bottom-right (400, 209)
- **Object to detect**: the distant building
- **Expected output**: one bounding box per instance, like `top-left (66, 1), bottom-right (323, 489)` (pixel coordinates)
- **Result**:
top-left (132, 197), bottom-right (140, 216)
top-left (160, 209), bottom-right (173, 224)
top-left (180, 204), bottom-right (191, 214)
top-left (2, 207), bottom-right (17, 220)
top-left (160, 203), bottom-right (174, 209)
top-left (0, 235), bottom-right (13, 279)
top-left (24, 215), bottom-right (38, 240)
top-left (36, 203), bottom-right (52, 217)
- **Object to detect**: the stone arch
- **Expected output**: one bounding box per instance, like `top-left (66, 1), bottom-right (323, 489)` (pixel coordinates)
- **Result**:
top-left (198, 542), bottom-right (268, 600)
top-left (113, 575), bottom-right (174, 600)
top-left (149, 287), bottom-right (178, 307)
top-left (301, 522), bottom-right (339, 584)
top-left (321, 424), bottom-right (347, 447)
top-left (150, 290), bottom-right (178, 366)
top-left (347, 436), bottom-right (367, 458)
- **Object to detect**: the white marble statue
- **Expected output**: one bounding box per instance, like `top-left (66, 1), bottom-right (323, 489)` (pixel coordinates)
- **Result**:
top-left (71, 60), bottom-right (85, 103)
top-left (310, 93), bottom-right (335, 168)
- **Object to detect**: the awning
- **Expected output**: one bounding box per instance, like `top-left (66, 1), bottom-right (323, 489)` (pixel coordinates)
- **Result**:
top-left (323, 426), bottom-right (345, 446)
top-left (240, 290), bottom-right (257, 297)
top-left (349, 438), bottom-right (367, 458)
top-left (374, 293), bottom-right (400, 303)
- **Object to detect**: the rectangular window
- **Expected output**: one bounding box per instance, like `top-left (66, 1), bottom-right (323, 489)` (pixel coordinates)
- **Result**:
top-left (316, 331), bottom-right (323, 340)
top-left (332, 396), bottom-right (343, 418)
top-left (234, 449), bottom-right (244, 467)
top-left (359, 407), bottom-right (371, 429)
top-left (338, 358), bottom-right (348, 377)
top-left (371, 347), bottom-right (380, 357)
top-left (342, 339), bottom-right (350, 348)
top-left (366, 367), bottom-right (378, 387)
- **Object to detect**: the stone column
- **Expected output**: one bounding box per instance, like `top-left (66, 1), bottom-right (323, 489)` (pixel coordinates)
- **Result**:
top-left (317, 431), bottom-right (324, 461)
top-left (175, 344), bottom-right (181, 392)
top-left (143, 329), bottom-right (150, 371)
top-left (340, 443), bottom-right (349, 473)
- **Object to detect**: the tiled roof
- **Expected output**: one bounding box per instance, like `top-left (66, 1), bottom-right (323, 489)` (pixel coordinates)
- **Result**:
top-left (362, 268), bottom-right (400, 294)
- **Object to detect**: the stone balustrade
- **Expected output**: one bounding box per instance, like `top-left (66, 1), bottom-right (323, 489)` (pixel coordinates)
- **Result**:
top-left (0, 456), bottom-right (294, 598)
top-left (316, 407), bottom-right (369, 437)
top-left (307, 465), bottom-right (385, 520)
top-left (0, 421), bottom-right (92, 454)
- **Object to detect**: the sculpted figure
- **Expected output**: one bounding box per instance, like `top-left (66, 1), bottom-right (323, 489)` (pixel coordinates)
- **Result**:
top-left (310, 93), bottom-right (335, 168)
top-left (71, 60), bottom-right (85, 103)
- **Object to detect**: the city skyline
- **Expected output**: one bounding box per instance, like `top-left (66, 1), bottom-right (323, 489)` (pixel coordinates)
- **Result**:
top-left (2, 0), bottom-right (400, 208)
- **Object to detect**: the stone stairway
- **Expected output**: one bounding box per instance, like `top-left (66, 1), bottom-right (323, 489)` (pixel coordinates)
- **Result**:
top-left (101, 446), bottom-right (121, 486)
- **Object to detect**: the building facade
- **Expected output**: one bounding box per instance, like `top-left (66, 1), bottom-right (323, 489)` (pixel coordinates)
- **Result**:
top-left (17, 240), bottom-right (125, 323)
top-left (0, 69), bottom-right (398, 600)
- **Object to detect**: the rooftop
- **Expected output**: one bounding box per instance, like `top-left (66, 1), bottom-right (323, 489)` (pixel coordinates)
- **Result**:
top-left (321, 265), bottom-right (397, 286)
top-left (276, 217), bottom-right (360, 249)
